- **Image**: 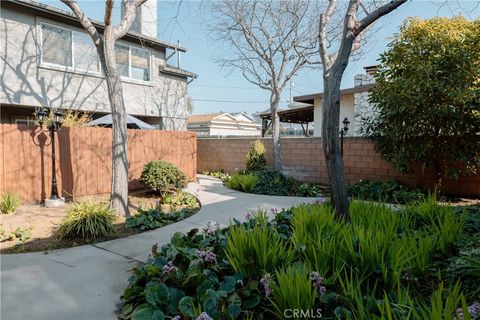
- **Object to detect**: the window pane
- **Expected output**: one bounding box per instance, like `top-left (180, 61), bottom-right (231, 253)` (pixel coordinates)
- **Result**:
top-left (131, 47), bottom-right (150, 81)
top-left (74, 32), bottom-right (99, 72)
top-left (115, 44), bottom-right (129, 77)
top-left (42, 24), bottom-right (72, 66)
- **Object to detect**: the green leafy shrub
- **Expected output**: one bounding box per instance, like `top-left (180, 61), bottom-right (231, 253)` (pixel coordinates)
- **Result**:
top-left (363, 17), bottom-right (480, 180)
top-left (140, 160), bottom-right (187, 196)
top-left (349, 179), bottom-right (425, 204)
top-left (251, 170), bottom-right (289, 195)
top-left (246, 140), bottom-right (267, 172)
top-left (126, 206), bottom-right (196, 231)
top-left (162, 191), bottom-right (199, 209)
top-left (225, 170), bottom-right (323, 197)
top-left (53, 201), bottom-right (117, 240)
top-left (0, 192), bottom-right (20, 214)
top-left (225, 172), bottom-right (258, 193)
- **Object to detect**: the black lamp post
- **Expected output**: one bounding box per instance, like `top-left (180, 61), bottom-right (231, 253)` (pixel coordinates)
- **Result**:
top-left (36, 107), bottom-right (64, 203)
top-left (340, 117), bottom-right (350, 157)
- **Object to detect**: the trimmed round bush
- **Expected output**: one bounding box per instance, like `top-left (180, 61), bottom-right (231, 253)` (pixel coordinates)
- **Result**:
top-left (140, 160), bottom-right (187, 195)
top-left (54, 201), bottom-right (117, 240)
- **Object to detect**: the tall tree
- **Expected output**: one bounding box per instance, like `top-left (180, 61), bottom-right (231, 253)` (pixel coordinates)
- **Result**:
top-left (318, 0), bottom-right (407, 220)
top-left (363, 17), bottom-right (480, 186)
top-left (209, 0), bottom-right (320, 171)
top-left (61, 0), bottom-right (147, 216)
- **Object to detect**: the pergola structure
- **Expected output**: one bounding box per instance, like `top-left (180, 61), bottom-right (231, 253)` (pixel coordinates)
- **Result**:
top-left (259, 105), bottom-right (314, 137)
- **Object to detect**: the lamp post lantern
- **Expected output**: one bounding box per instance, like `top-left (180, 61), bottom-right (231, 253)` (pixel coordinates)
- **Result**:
top-left (36, 107), bottom-right (64, 207)
top-left (340, 117), bottom-right (350, 157)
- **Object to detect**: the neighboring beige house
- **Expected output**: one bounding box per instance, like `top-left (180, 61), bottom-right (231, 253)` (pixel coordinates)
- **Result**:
top-left (188, 112), bottom-right (262, 137)
top-left (293, 66), bottom-right (376, 137)
top-left (0, 0), bottom-right (197, 130)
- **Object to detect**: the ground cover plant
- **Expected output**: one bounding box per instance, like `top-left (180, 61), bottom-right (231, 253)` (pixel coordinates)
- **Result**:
top-left (202, 170), bottom-right (230, 181)
top-left (348, 179), bottom-right (425, 204)
top-left (120, 198), bottom-right (480, 319)
top-left (225, 170), bottom-right (322, 197)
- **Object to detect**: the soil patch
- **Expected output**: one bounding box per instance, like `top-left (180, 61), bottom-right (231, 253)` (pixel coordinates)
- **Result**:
top-left (0, 190), bottom-right (200, 254)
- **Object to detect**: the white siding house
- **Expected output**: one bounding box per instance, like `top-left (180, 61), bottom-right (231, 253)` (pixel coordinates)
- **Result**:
top-left (188, 112), bottom-right (262, 137)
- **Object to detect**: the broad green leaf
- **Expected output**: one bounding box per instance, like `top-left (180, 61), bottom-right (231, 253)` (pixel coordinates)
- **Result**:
top-left (178, 296), bottom-right (195, 318)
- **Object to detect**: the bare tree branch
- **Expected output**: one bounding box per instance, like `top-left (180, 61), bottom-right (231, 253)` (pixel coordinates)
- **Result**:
top-left (355, 0), bottom-right (407, 36)
top-left (105, 0), bottom-right (113, 26)
top-left (319, 0), bottom-right (337, 69)
top-left (60, 0), bottom-right (101, 47)
top-left (114, 0), bottom-right (148, 39)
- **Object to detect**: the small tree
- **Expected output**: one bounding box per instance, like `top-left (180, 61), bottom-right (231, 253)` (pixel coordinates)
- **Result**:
top-left (208, 0), bottom-right (320, 171)
top-left (363, 17), bottom-right (480, 185)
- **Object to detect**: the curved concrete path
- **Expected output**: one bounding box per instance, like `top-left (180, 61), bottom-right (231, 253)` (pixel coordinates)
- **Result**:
top-left (1, 175), bottom-right (317, 320)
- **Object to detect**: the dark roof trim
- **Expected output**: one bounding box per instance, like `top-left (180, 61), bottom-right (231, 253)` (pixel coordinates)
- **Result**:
top-left (259, 105), bottom-right (314, 124)
top-left (162, 65), bottom-right (198, 79)
top-left (4, 0), bottom-right (187, 52)
top-left (293, 84), bottom-right (374, 104)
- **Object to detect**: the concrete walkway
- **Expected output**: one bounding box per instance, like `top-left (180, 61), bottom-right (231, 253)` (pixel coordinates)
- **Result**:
top-left (1, 175), bottom-right (316, 320)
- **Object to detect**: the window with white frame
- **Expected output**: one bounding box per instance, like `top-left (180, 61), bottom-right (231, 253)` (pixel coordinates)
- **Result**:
top-left (41, 23), bottom-right (72, 67)
top-left (131, 47), bottom-right (150, 81)
top-left (40, 22), bottom-right (152, 82)
top-left (74, 32), bottom-right (100, 72)
top-left (115, 44), bottom-right (129, 77)
top-left (114, 44), bottom-right (151, 82)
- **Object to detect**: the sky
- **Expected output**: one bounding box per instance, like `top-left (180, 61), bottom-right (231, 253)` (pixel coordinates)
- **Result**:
top-left (41, 0), bottom-right (479, 115)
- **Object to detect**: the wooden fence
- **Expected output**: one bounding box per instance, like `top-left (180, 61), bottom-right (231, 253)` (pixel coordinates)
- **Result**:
top-left (0, 124), bottom-right (196, 203)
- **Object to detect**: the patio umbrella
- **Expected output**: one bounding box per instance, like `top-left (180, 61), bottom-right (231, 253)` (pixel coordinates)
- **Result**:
top-left (84, 114), bottom-right (156, 130)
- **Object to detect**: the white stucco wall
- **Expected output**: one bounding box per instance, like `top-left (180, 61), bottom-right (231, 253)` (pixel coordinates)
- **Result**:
top-left (313, 95), bottom-right (356, 137)
top-left (353, 74), bottom-right (376, 135)
top-left (0, 7), bottom-right (189, 130)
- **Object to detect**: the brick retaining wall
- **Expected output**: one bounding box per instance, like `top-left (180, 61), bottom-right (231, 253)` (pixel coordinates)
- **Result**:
top-left (197, 137), bottom-right (480, 197)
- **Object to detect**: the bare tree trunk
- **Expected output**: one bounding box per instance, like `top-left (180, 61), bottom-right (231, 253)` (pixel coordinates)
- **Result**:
top-left (60, 0), bottom-right (148, 218)
top-left (270, 93), bottom-right (282, 172)
top-left (103, 29), bottom-right (129, 217)
top-left (322, 67), bottom-right (349, 220)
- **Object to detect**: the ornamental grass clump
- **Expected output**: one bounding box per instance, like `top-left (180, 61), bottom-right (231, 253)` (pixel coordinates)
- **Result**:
top-left (225, 172), bottom-right (258, 193)
top-left (270, 266), bottom-right (317, 319)
top-left (225, 224), bottom-right (293, 277)
top-left (140, 160), bottom-right (187, 196)
top-left (0, 192), bottom-right (20, 214)
top-left (54, 201), bottom-right (117, 240)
